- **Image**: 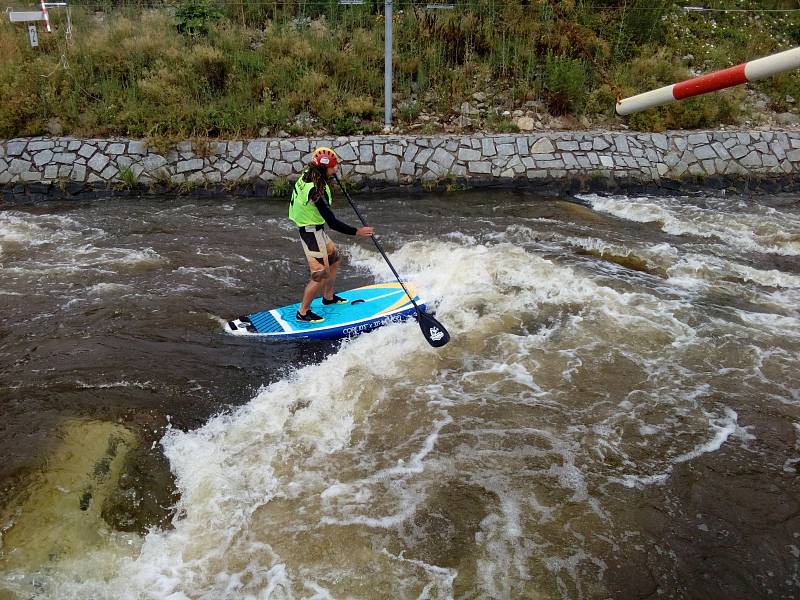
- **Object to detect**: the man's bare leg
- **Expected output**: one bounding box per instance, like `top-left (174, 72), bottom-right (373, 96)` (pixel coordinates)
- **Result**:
top-left (299, 267), bottom-right (328, 315)
top-left (323, 260), bottom-right (339, 300)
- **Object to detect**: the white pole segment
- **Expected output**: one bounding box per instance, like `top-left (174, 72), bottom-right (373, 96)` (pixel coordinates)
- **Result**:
top-left (615, 85), bottom-right (677, 116)
top-left (616, 46), bottom-right (800, 116)
top-left (744, 47), bottom-right (800, 81)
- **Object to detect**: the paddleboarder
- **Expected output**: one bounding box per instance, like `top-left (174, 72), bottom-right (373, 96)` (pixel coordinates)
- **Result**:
top-left (289, 147), bottom-right (374, 323)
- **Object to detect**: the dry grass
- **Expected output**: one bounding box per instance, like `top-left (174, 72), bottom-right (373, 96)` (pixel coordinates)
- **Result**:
top-left (0, 1), bottom-right (798, 138)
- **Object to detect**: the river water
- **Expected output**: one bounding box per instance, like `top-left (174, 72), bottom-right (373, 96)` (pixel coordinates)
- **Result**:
top-left (0, 190), bottom-right (798, 599)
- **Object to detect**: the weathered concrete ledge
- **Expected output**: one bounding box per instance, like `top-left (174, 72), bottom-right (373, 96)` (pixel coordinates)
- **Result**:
top-left (2, 130), bottom-right (800, 202)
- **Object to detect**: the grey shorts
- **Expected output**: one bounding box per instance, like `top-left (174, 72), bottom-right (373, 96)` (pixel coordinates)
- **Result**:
top-left (298, 225), bottom-right (339, 270)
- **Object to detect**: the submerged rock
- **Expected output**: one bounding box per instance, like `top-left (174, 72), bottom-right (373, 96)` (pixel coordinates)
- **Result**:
top-left (0, 420), bottom-right (138, 571)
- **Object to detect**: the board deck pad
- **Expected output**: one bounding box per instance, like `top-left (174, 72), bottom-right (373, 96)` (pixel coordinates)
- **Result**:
top-left (227, 282), bottom-right (424, 340)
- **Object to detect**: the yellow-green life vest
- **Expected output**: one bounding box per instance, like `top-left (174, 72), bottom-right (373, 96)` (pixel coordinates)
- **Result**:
top-left (288, 175), bottom-right (333, 227)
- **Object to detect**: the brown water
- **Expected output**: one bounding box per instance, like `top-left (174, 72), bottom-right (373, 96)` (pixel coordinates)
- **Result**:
top-left (0, 190), bottom-right (798, 599)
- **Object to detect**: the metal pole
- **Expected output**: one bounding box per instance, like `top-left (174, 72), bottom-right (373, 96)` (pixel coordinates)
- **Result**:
top-left (384, 0), bottom-right (392, 130)
top-left (40, 0), bottom-right (51, 32)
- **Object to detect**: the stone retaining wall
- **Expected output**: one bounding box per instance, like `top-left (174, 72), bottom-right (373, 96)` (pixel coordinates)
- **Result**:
top-left (2, 130), bottom-right (800, 200)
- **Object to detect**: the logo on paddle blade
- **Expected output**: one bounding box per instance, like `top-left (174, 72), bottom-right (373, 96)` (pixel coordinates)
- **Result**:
top-left (428, 326), bottom-right (444, 341)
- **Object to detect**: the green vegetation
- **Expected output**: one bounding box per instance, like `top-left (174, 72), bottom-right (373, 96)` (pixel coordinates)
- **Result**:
top-left (115, 166), bottom-right (138, 191)
top-left (175, 0), bottom-right (223, 36)
top-left (270, 175), bottom-right (290, 196)
top-left (0, 0), bottom-right (798, 139)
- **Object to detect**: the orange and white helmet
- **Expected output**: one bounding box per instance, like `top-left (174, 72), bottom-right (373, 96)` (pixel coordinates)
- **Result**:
top-left (309, 147), bottom-right (338, 168)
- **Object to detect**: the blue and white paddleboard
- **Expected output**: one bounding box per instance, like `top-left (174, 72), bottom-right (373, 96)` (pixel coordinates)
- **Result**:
top-left (227, 282), bottom-right (424, 340)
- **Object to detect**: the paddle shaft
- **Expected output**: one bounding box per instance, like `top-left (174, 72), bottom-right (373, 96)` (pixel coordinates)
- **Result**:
top-left (333, 175), bottom-right (423, 314)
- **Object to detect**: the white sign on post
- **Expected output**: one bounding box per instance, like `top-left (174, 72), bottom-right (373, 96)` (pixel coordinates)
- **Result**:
top-left (28, 24), bottom-right (39, 47)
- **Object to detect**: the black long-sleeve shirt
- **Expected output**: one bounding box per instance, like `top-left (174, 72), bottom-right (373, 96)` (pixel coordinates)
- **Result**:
top-left (309, 187), bottom-right (358, 235)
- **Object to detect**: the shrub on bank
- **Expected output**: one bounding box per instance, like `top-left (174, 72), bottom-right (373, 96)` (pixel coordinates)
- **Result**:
top-left (0, 0), bottom-right (797, 139)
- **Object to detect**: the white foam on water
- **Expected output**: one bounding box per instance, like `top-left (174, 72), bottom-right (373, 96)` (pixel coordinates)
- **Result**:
top-left (729, 264), bottom-right (800, 289)
top-left (545, 549), bottom-right (607, 597)
top-left (443, 231), bottom-right (478, 245)
top-left (613, 407), bottom-right (741, 488)
top-left (10, 211), bottom-right (799, 598)
top-left (380, 549), bottom-right (458, 600)
top-left (667, 253), bottom-right (800, 291)
top-left (0, 211), bottom-right (91, 247)
top-left (783, 423), bottom-right (800, 474)
top-left (30, 309), bottom-right (438, 597)
top-left (85, 282), bottom-right (135, 294)
top-left (347, 236), bottom-right (687, 337)
top-left (319, 413), bottom-right (452, 528)
top-left (461, 360), bottom-right (543, 392)
top-left (733, 309), bottom-right (800, 339)
top-left (74, 379), bottom-right (154, 390)
top-left (69, 245), bottom-right (164, 268)
top-left (173, 266), bottom-right (242, 287)
top-left (578, 194), bottom-right (673, 224)
top-left (579, 193), bottom-right (800, 256)
top-left (0, 211), bottom-right (163, 274)
top-left (303, 580), bottom-right (336, 599)
top-left (2, 247), bottom-right (163, 277)
top-left (483, 223), bottom-right (566, 252)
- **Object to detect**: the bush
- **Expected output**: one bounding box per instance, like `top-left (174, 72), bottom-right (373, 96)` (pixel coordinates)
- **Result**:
top-left (330, 115), bottom-right (359, 136)
top-left (399, 102), bottom-right (421, 124)
top-left (584, 84), bottom-right (618, 118)
top-left (0, 2), bottom-right (796, 138)
top-left (270, 176), bottom-right (290, 197)
top-left (344, 96), bottom-right (377, 119)
top-left (175, 0), bottom-right (223, 37)
top-left (759, 72), bottom-right (800, 112)
top-left (627, 92), bottom-right (742, 132)
top-left (485, 113), bottom-right (519, 133)
top-left (615, 47), bottom-right (689, 95)
top-left (539, 54), bottom-right (590, 115)
top-left (191, 46), bottom-right (228, 95)
top-left (115, 166), bottom-right (138, 191)
top-left (0, 66), bottom-right (40, 137)
top-left (614, 46), bottom-right (742, 131)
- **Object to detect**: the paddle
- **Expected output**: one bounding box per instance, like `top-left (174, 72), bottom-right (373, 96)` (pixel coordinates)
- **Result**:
top-left (333, 174), bottom-right (450, 348)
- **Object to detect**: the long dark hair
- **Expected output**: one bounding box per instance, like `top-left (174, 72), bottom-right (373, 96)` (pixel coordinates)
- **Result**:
top-left (302, 166), bottom-right (328, 199)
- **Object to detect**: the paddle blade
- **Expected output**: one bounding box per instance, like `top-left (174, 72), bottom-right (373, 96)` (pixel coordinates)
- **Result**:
top-left (417, 311), bottom-right (450, 347)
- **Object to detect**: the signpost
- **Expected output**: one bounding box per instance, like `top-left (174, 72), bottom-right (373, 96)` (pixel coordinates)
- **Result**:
top-left (7, 1), bottom-right (68, 38)
top-left (27, 23), bottom-right (38, 47)
top-left (384, 0), bottom-right (392, 130)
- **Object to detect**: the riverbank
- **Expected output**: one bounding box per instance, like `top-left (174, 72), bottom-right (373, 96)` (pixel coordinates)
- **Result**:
top-left (2, 129), bottom-right (800, 203)
top-left (2, 2), bottom-right (799, 142)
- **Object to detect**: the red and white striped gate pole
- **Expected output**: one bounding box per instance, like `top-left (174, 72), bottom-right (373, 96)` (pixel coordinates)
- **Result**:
top-left (616, 47), bottom-right (800, 116)
top-left (40, 0), bottom-right (51, 32)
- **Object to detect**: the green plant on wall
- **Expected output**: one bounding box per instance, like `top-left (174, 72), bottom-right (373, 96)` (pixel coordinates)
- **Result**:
top-left (115, 166), bottom-right (138, 192)
top-left (178, 178), bottom-right (201, 195)
top-left (444, 171), bottom-right (467, 192)
top-left (271, 176), bottom-right (289, 197)
top-left (422, 179), bottom-right (438, 192)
